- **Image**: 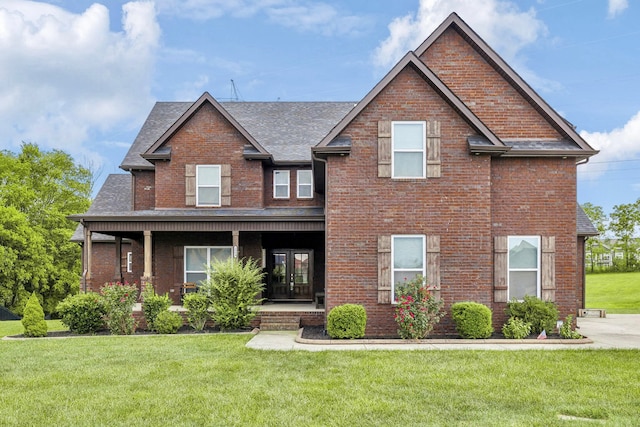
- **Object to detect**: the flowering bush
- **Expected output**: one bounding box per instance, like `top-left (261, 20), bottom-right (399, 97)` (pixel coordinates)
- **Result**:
top-left (101, 282), bottom-right (138, 335)
top-left (394, 276), bottom-right (444, 339)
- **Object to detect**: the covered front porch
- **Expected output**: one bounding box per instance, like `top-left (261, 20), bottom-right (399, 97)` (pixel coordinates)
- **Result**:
top-left (76, 210), bottom-right (327, 304)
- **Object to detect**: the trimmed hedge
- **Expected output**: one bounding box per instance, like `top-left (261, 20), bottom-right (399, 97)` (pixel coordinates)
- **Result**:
top-left (56, 292), bottom-right (105, 334)
top-left (154, 311), bottom-right (183, 334)
top-left (506, 296), bottom-right (558, 334)
top-left (451, 302), bottom-right (493, 339)
top-left (327, 304), bottom-right (367, 339)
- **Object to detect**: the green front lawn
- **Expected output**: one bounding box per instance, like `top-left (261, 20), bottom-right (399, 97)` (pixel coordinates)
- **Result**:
top-left (586, 272), bottom-right (640, 313)
top-left (1, 333), bottom-right (639, 426)
top-left (0, 319), bottom-right (67, 338)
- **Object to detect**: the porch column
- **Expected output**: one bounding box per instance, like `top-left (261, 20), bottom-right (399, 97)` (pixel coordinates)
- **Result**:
top-left (142, 230), bottom-right (154, 286)
top-left (83, 226), bottom-right (92, 292)
top-left (232, 230), bottom-right (239, 259)
top-left (114, 236), bottom-right (123, 283)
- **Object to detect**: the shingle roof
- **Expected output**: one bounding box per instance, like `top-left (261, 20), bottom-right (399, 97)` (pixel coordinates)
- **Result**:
top-left (86, 174), bottom-right (132, 214)
top-left (121, 102), bottom-right (191, 170)
top-left (577, 205), bottom-right (599, 236)
top-left (120, 101), bottom-right (355, 169)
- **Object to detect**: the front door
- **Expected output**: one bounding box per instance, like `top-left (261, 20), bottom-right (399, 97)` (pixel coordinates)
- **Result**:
top-left (268, 249), bottom-right (313, 300)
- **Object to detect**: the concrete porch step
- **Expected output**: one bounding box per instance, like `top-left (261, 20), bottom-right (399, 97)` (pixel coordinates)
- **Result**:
top-left (260, 314), bottom-right (301, 331)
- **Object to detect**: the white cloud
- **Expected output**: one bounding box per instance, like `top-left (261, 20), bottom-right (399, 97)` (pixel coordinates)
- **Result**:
top-left (373, 0), bottom-right (547, 68)
top-left (579, 111), bottom-right (640, 177)
top-left (155, 0), bottom-right (371, 36)
top-left (0, 1), bottom-right (160, 168)
top-left (608, 0), bottom-right (628, 18)
top-left (266, 3), bottom-right (371, 36)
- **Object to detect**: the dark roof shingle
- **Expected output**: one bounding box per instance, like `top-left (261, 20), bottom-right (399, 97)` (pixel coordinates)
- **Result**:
top-left (120, 101), bottom-right (355, 169)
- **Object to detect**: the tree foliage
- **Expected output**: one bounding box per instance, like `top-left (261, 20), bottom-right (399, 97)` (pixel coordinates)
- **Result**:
top-left (609, 203), bottom-right (639, 269)
top-left (0, 143), bottom-right (92, 315)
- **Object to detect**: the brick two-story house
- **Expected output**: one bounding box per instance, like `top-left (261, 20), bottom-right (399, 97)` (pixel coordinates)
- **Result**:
top-left (72, 13), bottom-right (598, 336)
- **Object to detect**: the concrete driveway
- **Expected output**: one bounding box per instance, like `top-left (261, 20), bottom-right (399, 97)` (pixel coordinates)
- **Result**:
top-left (577, 314), bottom-right (640, 349)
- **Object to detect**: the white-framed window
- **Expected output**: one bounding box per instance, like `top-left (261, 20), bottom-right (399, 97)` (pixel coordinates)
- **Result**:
top-left (184, 246), bottom-right (233, 284)
top-left (508, 236), bottom-right (540, 300)
top-left (126, 252), bottom-right (132, 273)
top-left (273, 170), bottom-right (290, 199)
top-left (196, 165), bottom-right (221, 207)
top-left (392, 235), bottom-right (426, 302)
top-left (297, 170), bottom-right (313, 199)
top-left (392, 121), bottom-right (426, 178)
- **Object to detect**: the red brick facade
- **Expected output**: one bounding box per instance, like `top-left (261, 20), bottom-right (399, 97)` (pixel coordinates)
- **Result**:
top-left (78, 13), bottom-right (596, 336)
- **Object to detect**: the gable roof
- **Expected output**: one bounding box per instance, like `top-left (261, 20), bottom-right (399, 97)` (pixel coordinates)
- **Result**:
top-left (143, 92), bottom-right (272, 163)
top-left (121, 97), bottom-right (355, 170)
top-left (315, 51), bottom-right (503, 152)
top-left (414, 13), bottom-right (598, 159)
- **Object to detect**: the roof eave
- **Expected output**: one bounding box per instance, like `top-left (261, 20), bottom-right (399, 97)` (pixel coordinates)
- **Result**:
top-left (76, 214), bottom-right (325, 223)
top-left (311, 145), bottom-right (351, 157)
top-left (499, 149), bottom-right (600, 158)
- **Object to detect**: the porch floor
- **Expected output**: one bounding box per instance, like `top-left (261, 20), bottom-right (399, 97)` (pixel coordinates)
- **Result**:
top-left (135, 302), bottom-right (324, 313)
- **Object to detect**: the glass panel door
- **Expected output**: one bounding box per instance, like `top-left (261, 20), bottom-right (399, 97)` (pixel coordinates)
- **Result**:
top-left (270, 253), bottom-right (288, 299)
top-left (293, 252), bottom-right (311, 298)
top-left (268, 250), bottom-right (313, 300)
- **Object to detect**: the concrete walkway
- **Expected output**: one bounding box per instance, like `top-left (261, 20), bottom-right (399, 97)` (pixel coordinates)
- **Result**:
top-left (246, 314), bottom-right (640, 351)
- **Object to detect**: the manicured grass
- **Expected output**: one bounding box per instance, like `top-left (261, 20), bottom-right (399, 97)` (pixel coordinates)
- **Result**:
top-left (0, 319), bottom-right (67, 338)
top-left (586, 272), bottom-right (640, 313)
top-left (1, 334), bottom-right (639, 426)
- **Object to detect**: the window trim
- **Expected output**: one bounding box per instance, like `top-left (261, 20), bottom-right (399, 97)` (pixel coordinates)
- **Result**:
top-left (296, 170), bottom-right (313, 199)
top-left (507, 235), bottom-right (541, 300)
top-left (392, 121), bottom-right (426, 179)
top-left (196, 165), bottom-right (221, 207)
top-left (273, 170), bottom-right (290, 199)
top-left (391, 234), bottom-right (426, 303)
top-left (126, 252), bottom-right (132, 273)
top-left (184, 246), bottom-right (233, 283)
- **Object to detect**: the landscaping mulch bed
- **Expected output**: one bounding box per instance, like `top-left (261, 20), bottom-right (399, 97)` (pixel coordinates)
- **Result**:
top-left (300, 325), bottom-right (569, 341)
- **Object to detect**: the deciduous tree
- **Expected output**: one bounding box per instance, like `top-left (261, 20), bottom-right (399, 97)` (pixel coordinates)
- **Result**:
top-left (0, 143), bottom-right (92, 314)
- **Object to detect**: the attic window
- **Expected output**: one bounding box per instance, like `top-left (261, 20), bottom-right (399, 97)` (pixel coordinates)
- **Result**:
top-left (196, 165), bottom-right (221, 207)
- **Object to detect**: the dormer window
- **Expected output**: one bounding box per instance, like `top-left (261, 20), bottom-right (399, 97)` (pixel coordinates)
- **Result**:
top-left (196, 165), bottom-right (221, 207)
top-left (273, 170), bottom-right (290, 199)
top-left (297, 170), bottom-right (313, 199)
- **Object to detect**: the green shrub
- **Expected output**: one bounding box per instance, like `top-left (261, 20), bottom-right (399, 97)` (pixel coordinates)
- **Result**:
top-left (506, 295), bottom-right (558, 334)
top-left (200, 257), bottom-right (265, 331)
top-left (394, 276), bottom-right (445, 339)
top-left (154, 310), bottom-right (183, 334)
top-left (451, 302), bottom-right (493, 339)
top-left (22, 292), bottom-right (47, 337)
top-left (327, 304), bottom-right (367, 339)
top-left (141, 283), bottom-right (171, 331)
top-left (182, 293), bottom-right (210, 331)
top-left (56, 292), bottom-right (105, 334)
top-left (502, 317), bottom-right (532, 339)
top-left (101, 282), bottom-right (138, 335)
top-left (559, 315), bottom-right (582, 339)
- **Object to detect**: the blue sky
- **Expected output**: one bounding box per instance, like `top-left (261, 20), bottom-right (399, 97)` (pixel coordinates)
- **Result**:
top-left (0, 0), bottom-right (638, 215)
